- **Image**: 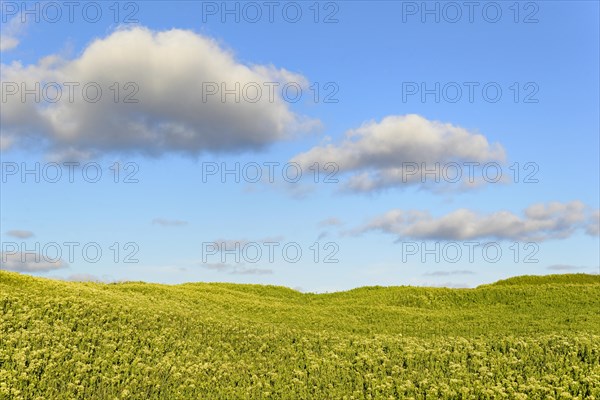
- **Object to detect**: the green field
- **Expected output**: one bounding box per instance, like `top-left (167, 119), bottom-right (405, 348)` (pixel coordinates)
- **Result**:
top-left (1, 272), bottom-right (599, 399)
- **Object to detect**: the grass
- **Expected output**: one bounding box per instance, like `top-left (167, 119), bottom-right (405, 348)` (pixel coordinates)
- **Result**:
top-left (1, 271), bottom-right (599, 399)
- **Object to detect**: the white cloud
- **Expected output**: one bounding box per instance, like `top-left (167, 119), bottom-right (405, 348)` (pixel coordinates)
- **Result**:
top-left (318, 217), bottom-right (343, 227)
top-left (546, 265), bottom-right (585, 271)
top-left (210, 236), bottom-right (285, 250)
top-left (0, 36), bottom-right (19, 52)
top-left (291, 114), bottom-right (506, 192)
top-left (6, 229), bottom-right (34, 239)
top-left (586, 210), bottom-right (600, 236)
top-left (0, 135), bottom-right (14, 150)
top-left (1, 252), bottom-right (68, 272)
top-left (354, 201), bottom-right (595, 241)
top-left (152, 218), bottom-right (188, 227)
top-left (1, 26), bottom-right (318, 158)
top-left (62, 273), bottom-right (115, 282)
top-left (0, 16), bottom-right (26, 52)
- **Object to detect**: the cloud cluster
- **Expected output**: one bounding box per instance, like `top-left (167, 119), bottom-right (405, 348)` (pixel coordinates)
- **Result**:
top-left (291, 114), bottom-right (506, 192)
top-left (355, 201), bottom-right (598, 242)
top-left (1, 252), bottom-right (68, 272)
top-left (1, 27), bottom-right (317, 159)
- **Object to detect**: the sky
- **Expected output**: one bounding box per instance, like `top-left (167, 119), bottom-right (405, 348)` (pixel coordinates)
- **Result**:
top-left (0, 0), bottom-right (599, 292)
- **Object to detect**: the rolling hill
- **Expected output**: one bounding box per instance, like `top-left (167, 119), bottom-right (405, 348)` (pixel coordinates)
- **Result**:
top-left (1, 271), bottom-right (599, 399)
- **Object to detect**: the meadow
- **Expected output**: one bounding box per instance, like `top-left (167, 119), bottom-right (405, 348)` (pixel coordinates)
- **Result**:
top-left (1, 272), bottom-right (599, 399)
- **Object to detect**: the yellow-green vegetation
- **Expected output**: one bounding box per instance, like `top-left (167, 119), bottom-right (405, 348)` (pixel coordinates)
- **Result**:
top-left (1, 272), bottom-right (599, 399)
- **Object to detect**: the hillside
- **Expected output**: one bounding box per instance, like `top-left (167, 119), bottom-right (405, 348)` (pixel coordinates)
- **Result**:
top-left (1, 271), bottom-right (599, 399)
top-left (489, 273), bottom-right (600, 286)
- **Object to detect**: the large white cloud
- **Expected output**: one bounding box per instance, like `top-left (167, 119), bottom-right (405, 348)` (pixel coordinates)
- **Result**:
top-left (1, 26), bottom-right (317, 159)
top-left (354, 201), bottom-right (597, 241)
top-left (291, 114), bottom-right (506, 192)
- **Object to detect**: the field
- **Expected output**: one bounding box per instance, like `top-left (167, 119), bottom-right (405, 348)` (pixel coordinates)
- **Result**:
top-left (1, 272), bottom-right (599, 399)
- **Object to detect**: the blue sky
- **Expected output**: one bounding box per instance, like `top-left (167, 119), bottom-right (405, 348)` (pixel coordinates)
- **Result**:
top-left (1, 0), bottom-right (598, 292)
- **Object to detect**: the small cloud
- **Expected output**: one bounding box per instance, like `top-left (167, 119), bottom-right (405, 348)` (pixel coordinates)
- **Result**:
top-left (317, 231), bottom-right (328, 240)
top-left (210, 236), bottom-right (284, 250)
top-left (546, 264), bottom-right (585, 271)
top-left (423, 270), bottom-right (475, 276)
top-left (202, 262), bottom-right (230, 272)
top-left (316, 218), bottom-right (343, 241)
top-left (0, 36), bottom-right (19, 51)
top-left (318, 217), bottom-right (343, 227)
top-left (233, 267), bottom-right (272, 275)
top-left (152, 218), bottom-right (188, 227)
top-left (586, 210), bottom-right (599, 236)
top-left (6, 230), bottom-right (34, 239)
top-left (201, 262), bottom-right (272, 275)
top-left (1, 135), bottom-right (15, 151)
top-left (0, 16), bottom-right (26, 52)
top-left (62, 273), bottom-right (115, 283)
top-left (1, 252), bottom-right (68, 272)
